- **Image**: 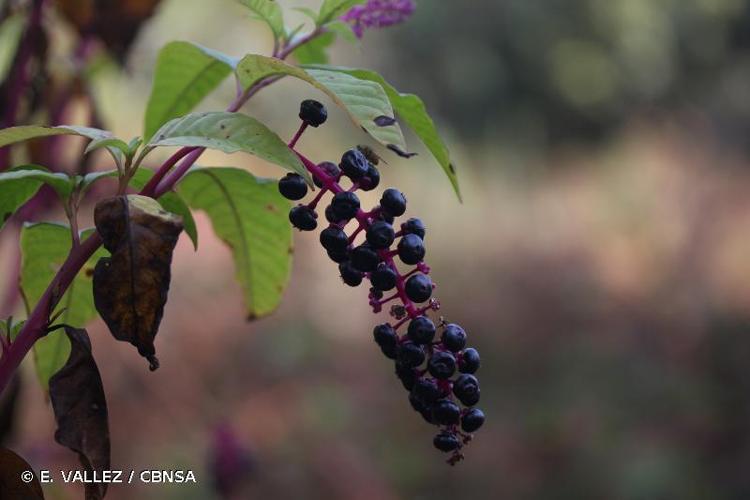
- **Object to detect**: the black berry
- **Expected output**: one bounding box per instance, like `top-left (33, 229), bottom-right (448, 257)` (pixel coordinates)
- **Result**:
top-left (326, 248), bottom-right (349, 263)
top-left (278, 173), bottom-right (308, 200)
top-left (432, 399), bottom-right (461, 425)
top-left (370, 263), bottom-right (398, 291)
top-left (299, 99), bottom-right (327, 127)
top-left (405, 273), bottom-right (433, 303)
top-left (401, 218), bottom-right (426, 239)
top-left (361, 163), bottom-right (380, 191)
top-left (373, 323), bottom-right (398, 351)
top-left (376, 211), bottom-right (395, 224)
top-left (395, 363), bottom-right (418, 391)
top-left (459, 348), bottom-right (480, 374)
top-left (412, 377), bottom-right (441, 404)
top-left (350, 244), bottom-right (380, 272)
top-left (397, 341), bottom-right (425, 367)
top-left (339, 261), bottom-right (363, 287)
top-left (407, 316), bottom-right (436, 344)
top-left (320, 226), bottom-right (349, 252)
top-left (324, 205), bottom-right (339, 223)
top-left (441, 324), bottom-right (467, 352)
top-left (428, 351), bottom-right (456, 380)
top-left (433, 431), bottom-right (460, 452)
top-left (397, 234), bottom-right (425, 264)
top-left (453, 374), bottom-right (480, 406)
top-left (289, 205), bottom-right (317, 231)
top-left (340, 149), bottom-right (369, 179)
top-left (330, 192), bottom-right (360, 220)
top-left (409, 391), bottom-right (431, 413)
top-left (314, 161), bottom-right (341, 188)
top-left (461, 408), bottom-right (485, 433)
top-left (380, 188), bottom-right (407, 217)
top-left (366, 220), bottom-right (395, 249)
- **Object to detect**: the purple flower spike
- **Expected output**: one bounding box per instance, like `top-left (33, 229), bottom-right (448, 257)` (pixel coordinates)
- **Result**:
top-left (341, 0), bottom-right (417, 39)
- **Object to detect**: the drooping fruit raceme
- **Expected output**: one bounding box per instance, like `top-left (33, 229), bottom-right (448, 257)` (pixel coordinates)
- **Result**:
top-left (280, 100), bottom-right (485, 465)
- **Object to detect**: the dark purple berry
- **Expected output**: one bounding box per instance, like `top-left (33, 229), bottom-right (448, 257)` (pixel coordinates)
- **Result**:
top-left (428, 351), bottom-right (456, 379)
top-left (432, 399), bottom-right (461, 425)
top-left (380, 188), bottom-right (407, 217)
top-left (314, 161), bottom-right (341, 188)
top-left (380, 343), bottom-right (397, 359)
top-left (330, 192), bottom-right (360, 220)
top-left (299, 99), bottom-right (327, 127)
top-left (433, 431), bottom-right (460, 452)
top-left (366, 220), bottom-right (395, 249)
top-left (320, 226), bottom-right (348, 252)
top-left (412, 377), bottom-right (441, 404)
top-left (370, 287), bottom-right (384, 300)
top-left (360, 163), bottom-right (380, 191)
top-left (350, 244), bottom-right (380, 272)
top-left (401, 218), bottom-right (426, 239)
top-left (441, 324), bottom-right (467, 352)
top-left (370, 263), bottom-right (398, 291)
top-left (453, 374), bottom-right (480, 406)
top-left (324, 205), bottom-right (339, 223)
top-left (395, 363), bottom-right (418, 391)
top-left (339, 261), bottom-right (363, 287)
top-left (373, 323), bottom-right (398, 351)
top-left (405, 273), bottom-right (433, 303)
top-left (407, 316), bottom-right (436, 344)
top-left (326, 248), bottom-right (349, 263)
top-left (397, 341), bottom-right (425, 367)
top-left (289, 205), bottom-right (317, 231)
top-left (409, 392), bottom-right (430, 413)
top-left (461, 408), bottom-right (485, 433)
top-left (397, 234), bottom-right (425, 264)
top-left (340, 149), bottom-right (369, 179)
top-left (459, 348), bottom-right (480, 374)
top-left (278, 173), bottom-right (308, 200)
top-left (376, 211), bottom-right (395, 224)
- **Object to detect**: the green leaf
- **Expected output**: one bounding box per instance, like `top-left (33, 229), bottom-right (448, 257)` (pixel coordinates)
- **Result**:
top-left (292, 31), bottom-right (335, 64)
top-left (83, 137), bottom-right (131, 157)
top-left (148, 111), bottom-right (310, 183)
top-left (317, 0), bottom-right (366, 26)
top-left (293, 6), bottom-right (318, 21)
top-left (20, 223), bottom-right (108, 390)
top-left (79, 170), bottom-right (118, 193)
top-left (238, 0), bottom-right (285, 39)
top-left (326, 19), bottom-right (359, 43)
top-left (311, 66), bottom-right (461, 200)
top-left (178, 167), bottom-right (292, 318)
top-left (129, 169), bottom-right (199, 249)
top-left (236, 55), bottom-right (408, 154)
top-left (143, 41), bottom-right (236, 142)
top-left (0, 167), bottom-right (74, 231)
top-left (0, 125), bottom-right (112, 148)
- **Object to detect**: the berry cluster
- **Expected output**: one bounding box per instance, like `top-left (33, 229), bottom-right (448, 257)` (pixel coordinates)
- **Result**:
top-left (281, 100), bottom-right (485, 464)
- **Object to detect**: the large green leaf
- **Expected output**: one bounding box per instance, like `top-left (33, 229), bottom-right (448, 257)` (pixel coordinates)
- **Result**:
top-left (238, 0), bottom-right (285, 39)
top-left (308, 65), bottom-right (461, 200)
top-left (0, 125), bottom-right (111, 149)
top-left (236, 55), bottom-right (408, 154)
top-left (0, 167), bottom-right (74, 232)
top-left (178, 167), bottom-right (292, 318)
top-left (317, 0), bottom-right (366, 26)
top-left (148, 111), bottom-right (310, 182)
top-left (20, 223), bottom-right (108, 390)
top-left (292, 32), bottom-right (335, 65)
top-left (143, 41), bottom-right (236, 142)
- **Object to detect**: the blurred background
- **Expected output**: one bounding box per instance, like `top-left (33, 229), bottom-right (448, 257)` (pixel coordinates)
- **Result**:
top-left (4, 0), bottom-right (750, 498)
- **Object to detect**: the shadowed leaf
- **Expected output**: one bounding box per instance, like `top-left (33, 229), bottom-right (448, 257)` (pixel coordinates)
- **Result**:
top-left (93, 195), bottom-right (183, 370)
top-left (0, 448), bottom-right (44, 499)
top-left (49, 327), bottom-right (109, 500)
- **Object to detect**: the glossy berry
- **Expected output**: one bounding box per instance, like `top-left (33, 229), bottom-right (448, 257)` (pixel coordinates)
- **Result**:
top-left (409, 392), bottom-right (430, 413)
top-left (395, 363), bottom-right (418, 391)
top-left (453, 374), bottom-right (480, 406)
top-left (278, 173), bottom-right (308, 200)
top-left (441, 324), bottom-right (467, 352)
top-left (320, 226), bottom-right (349, 252)
top-left (459, 348), bottom-right (480, 374)
top-left (370, 263), bottom-right (398, 291)
top-left (397, 341), bottom-right (425, 367)
top-left (376, 211), bottom-right (395, 224)
top-left (405, 274), bottom-right (433, 303)
top-left (433, 431), bottom-right (460, 452)
top-left (314, 161), bottom-right (341, 188)
top-left (324, 205), bottom-right (340, 223)
top-left (326, 248), bottom-right (349, 263)
top-left (428, 351), bottom-right (456, 379)
top-left (299, 99), bottom-right (327, 127)
top-left (350, 244), bottom-right (380, 273)
top-left (330, 192), bottom-right (360, 220)
top-left (373, 323), bottom-right (398, 351)
top-left (461, 408), bottom-right (485, 433)
top-left (366, 220), bottom-right (395, 249)
top-left (340, 149), bottom-right (369, 179)
top-left (289, 205), bottom-right (317, 231)
top-left (412, 377), bottom-right (441, 404)
top-left (380, 188), bottom-right (407, 217)
top-left (360, 163), bottom-right (380, 191)
top-left (402, 218), bottom-right (426, 239)
top-left (407, 316), bottom-right (436, 344)
top-left (339, 261), bottom-right (363, 287)
top-left (432, 399), bottom-right (461, 425)
top-left (398, 234), bottom-right (425, 264)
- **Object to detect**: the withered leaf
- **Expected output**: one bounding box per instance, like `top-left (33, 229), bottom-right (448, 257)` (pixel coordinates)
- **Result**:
top-left (0, 447), bottom-right (44, 499)
top-left (49, 327), bottom-right (109, 500)
top-left (93, 195), bottom-right (183, 370)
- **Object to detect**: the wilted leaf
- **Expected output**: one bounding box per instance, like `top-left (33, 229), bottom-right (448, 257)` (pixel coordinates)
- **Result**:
top-left (0, 448), bottom-right (44, 499)
top-left (93, 195), bottom-right (183, 370)
top-left (49, 326), bottom-right (109, 500)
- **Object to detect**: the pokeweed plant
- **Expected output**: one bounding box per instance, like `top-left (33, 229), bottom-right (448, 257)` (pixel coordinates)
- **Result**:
top-left (0, 0), bottom-right (481, 495)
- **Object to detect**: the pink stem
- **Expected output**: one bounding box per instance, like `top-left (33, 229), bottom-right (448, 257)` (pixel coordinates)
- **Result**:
top-left (288, 122), bottom-right (308, 149)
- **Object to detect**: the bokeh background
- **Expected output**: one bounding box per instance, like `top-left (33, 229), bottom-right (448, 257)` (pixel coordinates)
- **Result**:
top-left (4, 0), bottom-right (750, 498)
